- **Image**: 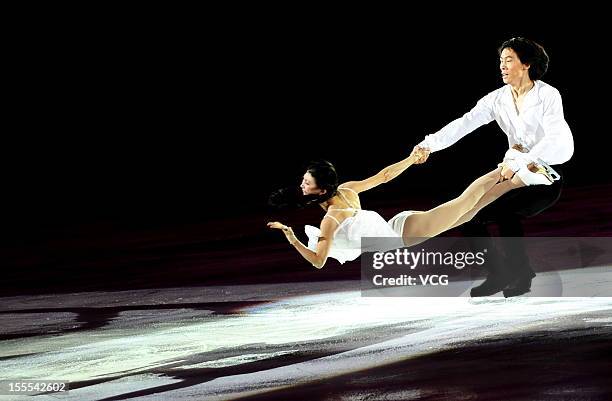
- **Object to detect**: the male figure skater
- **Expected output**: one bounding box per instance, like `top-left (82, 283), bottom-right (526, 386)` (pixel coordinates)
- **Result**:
top-left (412, 37), bottom-right (573, 297)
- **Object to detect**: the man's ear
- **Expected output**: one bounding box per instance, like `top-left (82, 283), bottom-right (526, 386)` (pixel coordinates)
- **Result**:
top-left (319, 189), bottom-right (327, 195)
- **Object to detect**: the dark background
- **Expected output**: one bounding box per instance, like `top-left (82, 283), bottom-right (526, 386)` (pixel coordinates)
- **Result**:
top-left (2, 15), bottom-right (610, 294)
top-left (4, 20), bottom-right (609, 225)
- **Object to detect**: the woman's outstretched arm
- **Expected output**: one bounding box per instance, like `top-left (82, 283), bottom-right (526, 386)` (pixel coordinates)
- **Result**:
top-left (267, 217), bottom-right (336, 269)
top-left (340, 152), bottom-right (420, 194)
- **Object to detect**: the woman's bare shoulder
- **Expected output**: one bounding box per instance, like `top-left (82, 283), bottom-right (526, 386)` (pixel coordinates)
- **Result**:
top-left (337, 185), bottom-right (361, 208)
top-left (337, 184), bottom-right (359, 194)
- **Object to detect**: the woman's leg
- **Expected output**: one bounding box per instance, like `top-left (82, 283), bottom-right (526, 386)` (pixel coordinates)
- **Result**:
top-left (401, 167), bottom-right (503, 246)
top-left (448, 175), bottom-right (525, 230)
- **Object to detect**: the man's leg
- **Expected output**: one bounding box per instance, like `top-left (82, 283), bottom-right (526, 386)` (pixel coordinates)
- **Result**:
top-left (473, 170), bottom-right (563, 296)
top-left (499, 179), bottom-right (563, 296)
top-left (463, 220), bottom-right (512, 297)
top-left (496, 218), bottom-right (537, 296)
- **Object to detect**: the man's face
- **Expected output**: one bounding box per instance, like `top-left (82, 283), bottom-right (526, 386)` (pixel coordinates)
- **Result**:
top-left (500, 48), bottom-right (530, 85)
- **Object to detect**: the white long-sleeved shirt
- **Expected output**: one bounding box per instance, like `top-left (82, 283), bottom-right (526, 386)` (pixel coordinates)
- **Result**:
top-left (418, 80), bottom-right (574, 168)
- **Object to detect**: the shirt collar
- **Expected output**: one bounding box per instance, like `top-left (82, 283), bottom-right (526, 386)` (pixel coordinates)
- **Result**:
top-left (503, 80), bottom-right (541, 109)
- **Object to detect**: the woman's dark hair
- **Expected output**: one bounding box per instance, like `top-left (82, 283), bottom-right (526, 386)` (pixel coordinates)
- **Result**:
top-left (268, 160), bottom-right (339, 209)
top-left (306, 160), bottom-right (339, 203)
top-left (498, 37), bottom-right (549, 80)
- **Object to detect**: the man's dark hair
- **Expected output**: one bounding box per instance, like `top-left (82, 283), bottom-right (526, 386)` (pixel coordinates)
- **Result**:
top-left (499, 37), bottom-right (549, 80)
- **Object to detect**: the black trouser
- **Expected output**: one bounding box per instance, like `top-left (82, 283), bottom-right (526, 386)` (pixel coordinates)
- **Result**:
top-left (462, 166), bottom-right (564, 279)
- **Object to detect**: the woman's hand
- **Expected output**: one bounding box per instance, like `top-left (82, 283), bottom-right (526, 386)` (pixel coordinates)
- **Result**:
top-left (411, 146), bottom-right (430, 164)
top-left (267, 222), bottom-right (298, 245)
top-left (267, 221), bottom-right (286, 230)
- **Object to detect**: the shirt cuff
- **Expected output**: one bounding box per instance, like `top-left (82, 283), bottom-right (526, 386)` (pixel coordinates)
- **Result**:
top-left (418, 139), bottom-right (432, 151)
top-left (504, 159), bottom-right (522, 172)
top-left (503, 149), bottom-right (528, 172)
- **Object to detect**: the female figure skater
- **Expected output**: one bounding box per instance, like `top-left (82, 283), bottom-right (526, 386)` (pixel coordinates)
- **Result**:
top-left (267, 153), bottom-right (554, 269)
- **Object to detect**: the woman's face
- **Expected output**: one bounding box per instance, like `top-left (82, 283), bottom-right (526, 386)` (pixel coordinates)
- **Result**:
top-left (499, 47), bottom-right (530, 86)
top-left (300, 172), bottom-right (325, 196)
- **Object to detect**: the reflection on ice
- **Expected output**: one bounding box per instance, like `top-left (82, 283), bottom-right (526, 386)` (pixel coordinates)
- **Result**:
top-left (0, 273), bottom-right (611, 400)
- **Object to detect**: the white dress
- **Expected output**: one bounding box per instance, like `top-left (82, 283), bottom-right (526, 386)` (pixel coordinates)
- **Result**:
top-left (305, 188), bottom-right (414, 264)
